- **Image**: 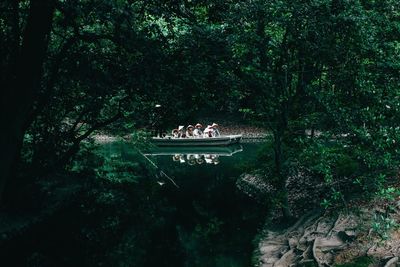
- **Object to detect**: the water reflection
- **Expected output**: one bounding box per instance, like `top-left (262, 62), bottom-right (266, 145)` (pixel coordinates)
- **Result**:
top-left (172, 154), bottom-right (219, 165)
top-left (144, 145), bottom-right (243, 166)
top-left (96, 143), bottom-right (265, 267)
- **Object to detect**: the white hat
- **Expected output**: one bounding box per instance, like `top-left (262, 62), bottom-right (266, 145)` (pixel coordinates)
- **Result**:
top-left (187, 125), bottom-right (194, 129)
top-left (211, 123), bottom-right (219, 127)
top-left (204, 125), bottom-right (213, 133)
top-left (178, 126), bottom-right (184, 130)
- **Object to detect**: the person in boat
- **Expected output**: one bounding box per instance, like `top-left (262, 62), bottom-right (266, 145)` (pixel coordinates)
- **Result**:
top-left (203, 125), bottom-right (213, 137)
top-left (171, 128), bottom-right (179, 138)
top-left (211, 123), bottom-right (220, 137)
top-left (193, 123), bottom-right (203, 137)
top-left (186, 125), bottom-right (194, 137)
top-left (177, 126), bottom-right (186, 138)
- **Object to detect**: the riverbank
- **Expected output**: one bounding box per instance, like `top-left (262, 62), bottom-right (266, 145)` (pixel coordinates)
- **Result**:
top-left (237, 173), bottom-right (400, 266)
top-left (255, 198), bottom-right (400, 267)
top-left (217, 123), bottom-right (268, 139)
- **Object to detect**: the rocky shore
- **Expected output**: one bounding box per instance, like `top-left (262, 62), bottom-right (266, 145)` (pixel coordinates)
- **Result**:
top-left (255, 205), bottom-right (400, 267)
top-left (237, 172), bottom-right (400, 267)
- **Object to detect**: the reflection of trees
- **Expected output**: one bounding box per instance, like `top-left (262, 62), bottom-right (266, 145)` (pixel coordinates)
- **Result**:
top-left (171, 154), bottom-right (220, 165)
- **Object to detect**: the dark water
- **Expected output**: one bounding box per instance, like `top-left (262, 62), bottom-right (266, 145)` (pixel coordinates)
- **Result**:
top-left (101, 142), bottom-right (266, 267)
top-left (0, 142), bottom-right (267, 267)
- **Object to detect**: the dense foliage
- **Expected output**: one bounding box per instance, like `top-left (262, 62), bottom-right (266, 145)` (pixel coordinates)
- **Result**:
top-left (0, 0), bottom-right (399, 264)
top-left (0, 0), bottom-right (400, 266)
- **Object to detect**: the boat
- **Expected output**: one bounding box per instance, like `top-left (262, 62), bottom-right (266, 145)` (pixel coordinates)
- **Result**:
top-left (151, 134), bottom-right (242, 147)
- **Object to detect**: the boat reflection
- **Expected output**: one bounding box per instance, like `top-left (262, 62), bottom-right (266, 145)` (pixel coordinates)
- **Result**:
top-left (144, 144), bottom-right (243, 165)
top-left (172, 154), bottom-right (220, 165)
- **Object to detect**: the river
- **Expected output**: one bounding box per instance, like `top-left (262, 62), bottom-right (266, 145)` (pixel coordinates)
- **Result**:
top-left (100, 142), bottom-right (267, 267)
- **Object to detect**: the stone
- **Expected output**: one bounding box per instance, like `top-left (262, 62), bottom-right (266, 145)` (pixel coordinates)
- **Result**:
top-left (384, 257), bottom-right (398, 267)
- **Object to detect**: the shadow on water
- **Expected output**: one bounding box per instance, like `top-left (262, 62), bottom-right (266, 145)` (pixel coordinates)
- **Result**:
top-left (102, 142), bottom-right (267, 267)
top-left (0, 142), bottom-right (267, 267)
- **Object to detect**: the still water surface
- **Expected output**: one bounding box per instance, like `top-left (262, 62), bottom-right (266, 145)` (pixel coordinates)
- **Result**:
top-left (101, 142), bottom-right (266, 267)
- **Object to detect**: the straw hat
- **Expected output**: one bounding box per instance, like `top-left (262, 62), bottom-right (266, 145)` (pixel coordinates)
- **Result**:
top-left (195, 123), bottom-right (202, 128)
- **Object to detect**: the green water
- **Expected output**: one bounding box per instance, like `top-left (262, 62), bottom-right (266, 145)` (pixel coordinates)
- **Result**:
top-left (101, 142), bottom-right (266, 267)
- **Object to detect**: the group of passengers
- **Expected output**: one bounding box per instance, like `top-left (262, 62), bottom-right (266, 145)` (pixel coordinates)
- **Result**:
top-left (171, 123), bottom-right (220, 138)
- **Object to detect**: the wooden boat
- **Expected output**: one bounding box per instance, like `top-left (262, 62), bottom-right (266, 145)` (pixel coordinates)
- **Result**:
top-left (151, 135), bottom-right (242, 147)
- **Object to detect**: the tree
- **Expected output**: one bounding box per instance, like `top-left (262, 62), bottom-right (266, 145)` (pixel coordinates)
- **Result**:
top-left (0, 0), bottom-right (56, 200)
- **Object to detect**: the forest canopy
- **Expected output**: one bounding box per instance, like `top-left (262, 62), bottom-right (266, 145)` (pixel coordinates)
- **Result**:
top-left (0, 0), bottom-right (399, 204)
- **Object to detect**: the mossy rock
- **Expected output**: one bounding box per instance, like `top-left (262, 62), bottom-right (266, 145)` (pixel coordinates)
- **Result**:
top-left (335, 256), bottom-right (374, 267)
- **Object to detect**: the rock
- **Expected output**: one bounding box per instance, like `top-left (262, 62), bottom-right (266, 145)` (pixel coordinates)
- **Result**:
top-left (274, 249), bottom-right (296, 267)
top-left (256, 211), bottom-right (366, 267)
top-left (288, 237), bottom-right (298, 250)
top-left (256, 187), bottom-right (400, 266)
top-left (298, 259), bottom-right (317, 267)
top-left (300, 245), bottom-right (313, 261)
top-left (384, 257), bottom-right (398, 267)
top-left (314, 235), bottom-right (346, 253)
top-left (337, 230), bottom-right (356, 242)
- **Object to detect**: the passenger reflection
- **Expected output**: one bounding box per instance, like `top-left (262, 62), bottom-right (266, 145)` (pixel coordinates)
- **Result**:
top-left (195, 154), bottom-right (204, 164)
top-left (204, 154), bottom-right (213, 164)
top-left (187, 154), bottom-right (196, 165)
top-left (171, 154), bottom-right (220, 165)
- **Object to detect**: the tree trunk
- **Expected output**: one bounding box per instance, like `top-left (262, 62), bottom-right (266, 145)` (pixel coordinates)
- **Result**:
top-left (0, 0), bottom-right (55, 203)
top-left (273, 125), bottom-right (292, 219)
